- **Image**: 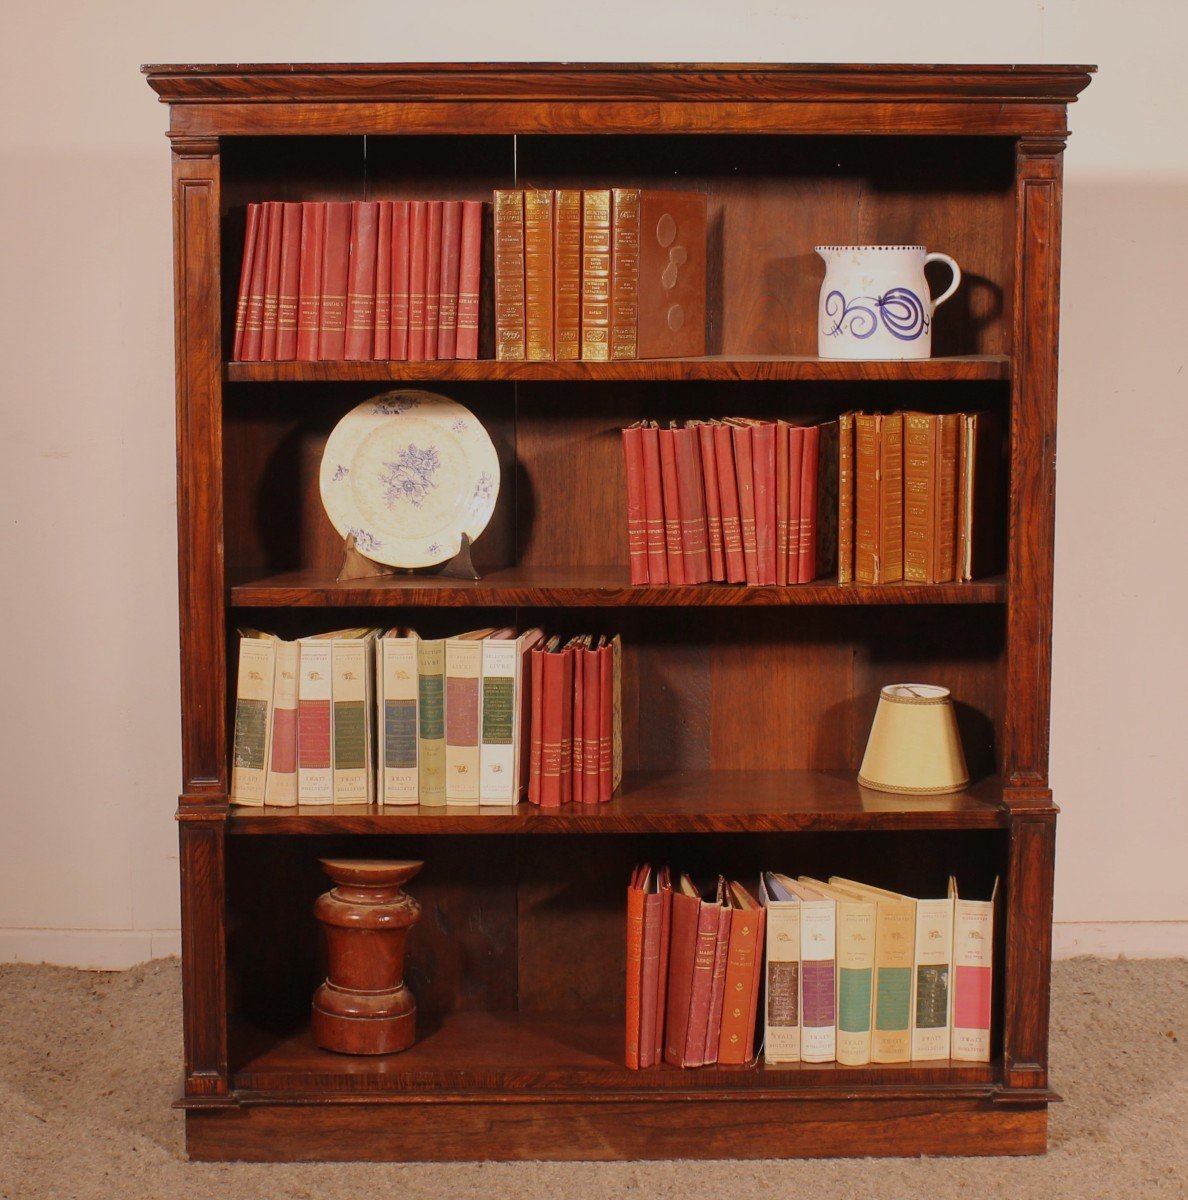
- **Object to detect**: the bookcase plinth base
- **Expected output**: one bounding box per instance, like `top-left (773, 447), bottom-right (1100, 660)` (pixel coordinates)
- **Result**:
top-left (184, 1096), bottom-right (1048, 1162)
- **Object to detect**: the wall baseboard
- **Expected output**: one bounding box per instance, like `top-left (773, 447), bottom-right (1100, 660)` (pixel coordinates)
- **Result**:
top-left (1, 922), bottom-right (1184, 970)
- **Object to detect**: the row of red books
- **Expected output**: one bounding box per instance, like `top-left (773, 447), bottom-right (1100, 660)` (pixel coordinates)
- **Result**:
top-left (232, 199), bottom-right (483, 362)
top-left (621, 419), bottom-right (839, 587)
top-left (494, 188), bottom-right (707, 362)
top-left (527, 634), bottom-right (623, 807)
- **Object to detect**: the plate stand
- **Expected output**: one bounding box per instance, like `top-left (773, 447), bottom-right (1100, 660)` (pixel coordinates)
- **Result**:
top-left (336, 533), bottom-right (481, 583)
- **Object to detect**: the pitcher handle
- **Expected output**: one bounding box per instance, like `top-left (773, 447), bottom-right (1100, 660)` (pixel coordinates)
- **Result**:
top-left (924, 252), bottom-right (962, 314)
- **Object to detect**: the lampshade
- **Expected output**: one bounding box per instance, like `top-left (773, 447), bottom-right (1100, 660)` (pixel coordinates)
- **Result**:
top-left (857, 684), bottom-right (969, 795)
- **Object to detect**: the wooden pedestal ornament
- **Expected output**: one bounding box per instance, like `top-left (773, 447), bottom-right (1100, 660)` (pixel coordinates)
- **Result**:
top-left (311, 858), bottom-right (423, 1056)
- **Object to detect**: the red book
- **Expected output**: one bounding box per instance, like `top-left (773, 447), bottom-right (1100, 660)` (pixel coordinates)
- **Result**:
top-left (713, 424), bottom-right (746, 584)
top-left (652, 868), bottom-right (673, 1066)
top-left (275, 202), bottom-right (302, 360)
top-left (232, 203), bottom-right (261, 360)
top-left (703, 882), bottom-right (734, 1066)
top-left (664, 877), bottom-right (721, 1068)
top-left (776, 423), bottom-right (790, 586)
top-left (373, 201), bottom-right (393, 360)
top-left (570, 641), bottom-right (585, 802)
top-left (241, 202), bottom-right (271, 361)
top-left (639, 867), bottom-right (672, 1068)
top-left (582, 643), bottom-right (601, 803)
top-left (456, 200), bottom-right (483, 360)
top-left (317, 201), bottom-right (351, 359)
top-left (732, 425), bottom-right (760, 586)
top-left (640, 425), bottom-right (668, 585)
top-left (598, 638), bottom-right (613, 801)
top-left (752, 421), bottom-right (777, 585)
top-left (539, 644), bottom-right (565, 808)
top-left (424, 201), bottom-right (443, 359)
top-left (798, 423), bottom-right (821, 583)
top-left (344, 200), bottom-right (379, 360)
top-left (296, 202), bottom-right (324, 362)
top-left (437, 201), bottom-right (463, 359)
top-left (717, 882), bottom-right (766, 1064)
top-left (626, 866), bottom-right (648, 1069)
top-left (260, 201), bottom-right (284, 360)
top-left (389, 201), bottom-right (411, 360)
top-left (658, 428), bottom-right (686, 585)
top-left (673, 427), bottom-right (710, 583)
top-left (622, 426), bottom-right (649, 585)
top-left (697, 424), bottom-right (726, 582)
top-left (787, 425), bottom-right (806, 585)
top-left (559, 646), bottom-right (575, 805)
top-left (528, 644), bottom-right (544, 805)
top-left (407, 201), bottom-right (428, 361)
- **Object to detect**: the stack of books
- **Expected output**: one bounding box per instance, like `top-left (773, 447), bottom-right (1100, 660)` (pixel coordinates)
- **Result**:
top-left (839, 410), bottom-right (1001, 585)
top-left (621, 419), bottom-right (838, 586)
top-left (230, 626), bottom-right (621, 808)
top-left (231, 199), bottom-right (483, 363)
top-left (494, 188), bottom-right (706, 362)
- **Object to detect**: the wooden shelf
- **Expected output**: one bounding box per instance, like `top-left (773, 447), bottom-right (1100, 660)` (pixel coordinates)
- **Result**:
top-left (231, 566), bottom-right (1007, 608)
top-left (231, 1010), bottom-right (1000, 1097)
top-left (225, 355), bottom-right (1010, 384)
top-left (226, 770), bottom-right (1008, 834)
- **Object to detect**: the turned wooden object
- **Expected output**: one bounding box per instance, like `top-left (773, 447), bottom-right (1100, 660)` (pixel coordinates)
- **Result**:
top-left (311, 858), bottom-right (423, 1055)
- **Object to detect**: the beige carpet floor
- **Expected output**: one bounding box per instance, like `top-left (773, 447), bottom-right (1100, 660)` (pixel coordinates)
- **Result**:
top-left (0, 957), bottom-right (1184, 1199)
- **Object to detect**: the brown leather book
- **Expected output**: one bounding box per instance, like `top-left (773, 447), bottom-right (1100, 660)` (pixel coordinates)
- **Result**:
top-left (696, 423), bottom-right (726, 582)
top-left (232, 203), bottom-right (261, 360)
top-left (837, 412), bottom-right (856, 583)
top-left (317, 201), bottom-right (351, 360)
top-left (855, 412), bottom-right (904, 584)
top-left (797, 423), bottom-right (820, 584)
top-left (717, 881), bottom-right (766, 1065)
top-left (524, 190), bottom-right (555, 361)
top-left (713, 424), bottom-right (746, 584)
top-left (580, 189), bottom-right (612, 361)
top-left (344, 200), bottom-right (378, 360)
top-left (703, 879), bottom-right (734, 1066)
top-left (372, 201), bottom-right (393, 360)
top-left (732, 424), bottom-right (760, 586)
top-left (260, 200), bottom-right (284, 359)
top-left (389, 201), bottom-right (411, 360)
top-left (275, 202), bottom-right (302, 361)
top-left (407, 200), bottom-right (429, 361)
top-left (581, 642), bottom-right (601, 803)
top-left (610, 187), bottom-right (641, 360)
top-left (242, 201), bottom-right (272, 361)
top-left (673, 426), bottom-right (710, 583)
top-left (657, 427), bottom-right (686, 584)
top-left (958, 410), bottom-right (1003, 582)
top-left (879, 413), bottom-right (905, 583)
top-left (437, 200), bottom-right (463, 359)
top-left (903, 412), bottom-right (935, 582)
top-left (296, 202), bottom-right (324, 362)
top-left (424, 200), bottom-right (443, 360)
top-left (637, 191), bottom-right (707, 359)
top-left (639, 866), bottom-right (671, 1068)
top-left (552, 189), bottom-right (582, 361)
top-left (776, 422), bottom-right (790, 586)
top-left (640, 424), bottom-right (668, 584)
top-left (493, 189), bottom-right (525, 361)
top-left (626, 865), bottom-right (648, 1069)
top-left (455, 200), bottom-right (483, 360)
top-left (934, 412), bottom-right (961, 584)
top-left (621, 425), bottom-right (649, 585)
top-left (752, 422), bottom-right (777, 586)
top-left (664, 875), bottom-right (720, 1068)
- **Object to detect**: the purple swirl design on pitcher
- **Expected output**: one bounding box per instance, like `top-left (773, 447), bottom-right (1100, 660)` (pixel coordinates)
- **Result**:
top-left (824, 287), bottom-right (929, 343)
top-left (823, 290), bottom-right (877, 340)
top-left (875, 288), bottom-right (929, 341)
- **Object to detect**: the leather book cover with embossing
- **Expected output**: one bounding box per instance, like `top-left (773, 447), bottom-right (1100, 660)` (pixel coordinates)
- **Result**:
top-left (673, 426), bottom-right (710, 583)
top-left (713, 423), bottom-right (746, 584)
top-left (389, 200), bottom-right (411, 360)
top-left (610, 187), bottom-right (641, 359)
top-left (524, 189), bottom-right (555, 361)
top-left (317, 201), bottom-right (351, 360)
top-left (344, 200), bottom-right (378, 360)
top-left (731, 423), bottom-right (760, 586)
top-left (296, 202), bottom-right (324, 362)
top-left (637, 190), bottom-right (706, 359)
top-left (752, 421), bottom-right (777, 586)
top-left (455, 200), bottom-right (483, 360)
top-left (407, 200), bottom-right (429, 361)
top-left (493, 189), bottom-right (525, 361)
top-left (696, 422), bottom-right (726, 582)
top-left (837, 412), bottom-right (856, 583)
top-left (552, 189), bottom-right (582, 361)
top-left (372, 201), bottom-right (393, 360)
top-left (580, 189), bottom-right (612, 360)
top-left (658, 427), bottom-right (686, 585)
top-left (640, 423), bottom-right (668, 583)
top-left (423, 200), bottom-right (443, 360)
top-left (436, 200), bottom-right (463, 360)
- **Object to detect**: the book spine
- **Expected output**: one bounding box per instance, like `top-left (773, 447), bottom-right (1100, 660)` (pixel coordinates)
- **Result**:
top-left (528, 647), bottom-right (544, 804)
top-left (423, 200), bottom-right (443, 360)
top-left (835, 901), bottom-right (875, 1066)
top-left (552, 189), bottom-right (582, 361)
top-left (558, 648), bottom-right (575, 806)
top-left (625, 877), bottom-right (646, 1069)
top-left (797, 423), bottom-right (820, 584)
top-left (682, 901), bottom-right (721, 1068)
top-left (264, 639), bottom-right (299, 807)
top-left (776, 424), bottom-right (790, 586)
top-left (493, 189), bottom-right (525, 361)
top-left (523, 189), bottom-right (555, 361)
top-left (837, 412), bottom-right (855, 583)
top-left (296, 202), bottom-right (324, 362)
top-left (274, 203), bottom-right (302, 361)
top-left (479, 639), bottom-right (518, 804)
top-left (232, 203), bottom-right (261, 360)
top-left (610, 187), bottom-right (640, 360)
top-left (444, 637), bottom-right (483, 804)
top-left (598, 641), bottom-right (613, 801)
top-left (654, 884), bottom-right (672, 1066)
top-left (380, 637), bottom-right (419, 806)
top-left (934, 412), bottom-right (960, 583)
top-left (610, 635), bottom-right (623, 795)
top-left (871, 898), bottom-right (916, 1063)
top-left (673, 427), bottom-right (711, 583)
top-left (241, 202), bottom-right (271, 361)
top-left (372, 201), bottom-right (393, 360)
top-left (231, 637), bottom-right (275, 806)
top-left (957, 414), bottom-right (973, 582)
top-left (639, 889), bottom-right (664, 1068)
top-left (580, 189), bottom-right (612, 361)
top-left (416, 639), bottom-right (446, 807)
top-left (539, 649), bottom-right (565, 808)
top-left (799, 900), bottom-right (837, 1063)
top-left (639, 425), bottom-right (668, 584)
top-left (436, 200), bottom-right (463, 360)
top-left (952, 895), bottom-right (994, 1062)
top-left (621, 427), bottom-right (650, 585)
top-left (297, 640), bottom-right (333, 804)
top-left (657, 428), bottom-right (687, 585)
top-left (390, 201), bottom-right (411, 361)
top-left (903, 412), bottom-right (936, 583)
top-left (717, 905), bottom-right (763, 1065)
top-left (581, 646), bottom-right (602, 803)
top-left (713, 424), bottom-right (746, 584)
top-left (879, 413), bottom-right (905, 584)
top-left (570, 647), bottom-right (585, 801)
top-left (911, 897), bottom-right (954, 1061)
top-left (331, 637), bottom-right (372, 803)
top-left (854, 414), bottom-right (880, 584)
top-left (753, 423), bottom-right (777, 586)
top-left (786, 425), bottom-right (805, 585)
top-left (260, 201), bottom-right (284, 360)
top-left (763, 901), bottom-right (801, 1062)
top-left (702, 904), bottom-right (733, 1066)
top-left (664, 890), bottom-right (700, 1067)
top-left (317, 201), bottom-right (351, 360)
top-left (732, 425), bottom-right (760, 586)
top-left (455, 200), bottom-right (483, 360)
top-left (344, 201), bottom-right (379, 360)
top-left (407, 200), bottom-right (429, 362)
top-left (697, 425), bottom-right (726, 582)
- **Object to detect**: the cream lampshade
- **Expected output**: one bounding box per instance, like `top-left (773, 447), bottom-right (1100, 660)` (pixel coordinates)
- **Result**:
top-left (858, 684), bottom-right (969, 795)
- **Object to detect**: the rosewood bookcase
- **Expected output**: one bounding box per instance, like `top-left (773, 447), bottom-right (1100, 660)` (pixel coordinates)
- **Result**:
top-left (143, 62), bottom-right (1093, 1161)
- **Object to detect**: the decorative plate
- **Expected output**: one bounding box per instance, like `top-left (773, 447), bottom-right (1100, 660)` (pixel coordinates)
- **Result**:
top-left (319, 390), bottom-right (499, 568)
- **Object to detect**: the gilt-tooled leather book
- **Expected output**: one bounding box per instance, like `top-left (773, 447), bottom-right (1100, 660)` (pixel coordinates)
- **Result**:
top-left (776, 422), bottom-right (790, 586)
top-left (455, 200), bottom-right (483, 360)
top-left (957, 411), bottom-right (1002, 582)
top-left (797, 423), bottom-right (820, 584)
top-left (242, 202), bottom-right (271, 361)
top-left (731, 424), bottom-right (760, 586)
top-left (232, 203), bottom-right (261, 360)
top-left (854, 413), bottom-right (904, 584)
top-left (389, 201), bottom-right (411, 360)
top-left (639, 424), bottom-right (668, 583)
top-left (904, 412), bottom-right (937, 582)
top-left (837, 412), bottom-right (856, 583)
top-left (696, 423), bottom-right (726, 582)
top-left (752, 422), bottom-right (777, 586)
top-left (317, 202), bottom-right (351, 360)
top-left (933, 413), bottom-right (960, 584)
top-left (296, 202), bottom-right (324, 362)
top-left (259, 201), bottom-right (284, 360)
top-left (597, 637), bottom-right (614, 801)
top-left (673, 426), bottom-right (710, 583)
top-left (637, 191), bottom-right (707, 359)
top-left (493, 189), bottom-right (526, 361)
top-left (717, 881), bottom-right (765, 1065)
top-left (702, 879), bottom-right (734, 1066)
top-left (610, 187), bottom-right (641, 360)
top-left (658, 427), bottom-right (686, 585)
top-left (570, 637), bottom-right (585, 801)
top-left (626, 865), bottom-right (649, 1069)
top-left (664, 876), bottom-right (721, 1068)
top-left (558, 643), bottom-right (575, 806)
top-left (552, 189), bottom-right (582, 361)
top-left (879, 413), bottom-right (905, 583)
top-left (786, 424), bottom-right (805, 585)
top-left (277, 201), bottom-right (304, 358)
top-left (407, 200), bottom-right (429, 362)
top-left (621, 425), bottom-right (649, 585)
top-left (344, 201), bottom-right (379, 360)
top-left (372, 201), bottom-right (393, 360)
top-left (581, 641), bottom-right (602, 803)
top-left (713, 424), bottom-right (746, 584)
top-left (437, 201), bottom-right (463, 360)
top-left (524, 189), bottom-right (555, 361)
top-left (424, 201), bottom-right (443, 360)
top-left (580, 189), bottom-right (612, 360)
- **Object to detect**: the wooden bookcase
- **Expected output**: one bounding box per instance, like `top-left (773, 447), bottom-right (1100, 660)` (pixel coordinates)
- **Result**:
top-left (144, 62), bottom-right (1093, 1162)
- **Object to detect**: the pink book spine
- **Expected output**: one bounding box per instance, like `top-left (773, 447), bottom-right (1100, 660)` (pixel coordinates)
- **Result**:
top-left (373, 201), bottom-right (393, 359)
top-left (296, 202), bottom-right (324, 362)
top-left (622, 426), bottom-right (650, 585)
top-left (344, 200), bottom-right (379, 360)
top-left (787, 426), bottom-right (805, 585)
top-left (455, 200), bottom-right (483, 360)
top-left (437, 200), bottom-right (463, 359)
top-left (424, 200), bottom-right (443, 360)
top-left (389, 201), bottom-right (411, 360)
top-left (232, 203), bottom-right (260, 361)
top-left (407, 200), bottom-right (428, 361)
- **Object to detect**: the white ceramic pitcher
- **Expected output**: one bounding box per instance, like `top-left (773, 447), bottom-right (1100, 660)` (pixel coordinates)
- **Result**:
top-left (815, 245), bottom-right (961, 360)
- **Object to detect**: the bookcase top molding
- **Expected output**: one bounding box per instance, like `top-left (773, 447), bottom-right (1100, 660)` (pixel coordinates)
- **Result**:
top-left (143, 62), bottom-right (1095, 139)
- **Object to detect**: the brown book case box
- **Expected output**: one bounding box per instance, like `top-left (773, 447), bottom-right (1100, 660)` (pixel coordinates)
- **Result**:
top-left (144, 60), bottom-right (1093, 1162)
